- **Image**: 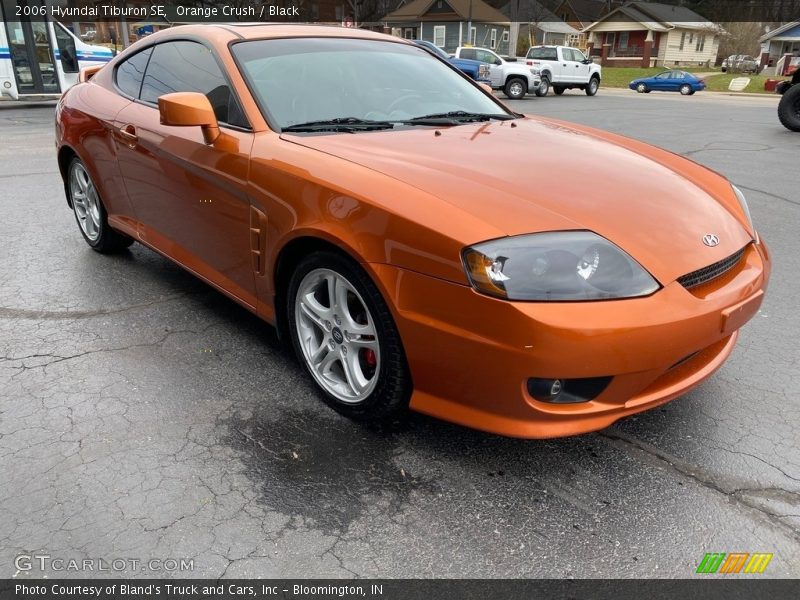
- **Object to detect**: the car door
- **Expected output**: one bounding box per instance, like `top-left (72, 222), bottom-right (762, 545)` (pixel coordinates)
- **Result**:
top-left (567, 48), bottom-right (591, 83)
top-left (113, 40), bottom-right (258, 308)
top-left (670, 71), bottom-right (686, 91)
top-left (475, 49), bottom-right (503, 87)
top-left (651, 72), bottom-right (670, 90)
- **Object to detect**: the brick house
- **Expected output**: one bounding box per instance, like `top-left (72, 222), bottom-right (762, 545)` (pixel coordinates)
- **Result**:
top-left (582, 1), bottom-right (722, 68)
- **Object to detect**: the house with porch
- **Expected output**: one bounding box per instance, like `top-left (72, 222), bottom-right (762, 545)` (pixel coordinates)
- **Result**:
top-left (759, 22), bottom-right (800, 75)
top-left (552, 0), bottom-right (618, 47)
top-left (384, 0), bottom-right (511, 55)
top-left (582, 1), bottom-right (722, 68)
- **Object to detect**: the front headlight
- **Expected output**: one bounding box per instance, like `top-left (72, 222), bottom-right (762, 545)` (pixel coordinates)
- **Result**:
top-left (462, 231), bottom-right (660, 301)
top-left (731, 184), bottom-right (756, 239)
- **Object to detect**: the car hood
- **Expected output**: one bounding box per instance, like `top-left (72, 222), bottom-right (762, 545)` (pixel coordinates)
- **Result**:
top-left (281, 117), bottom-right (752, 284)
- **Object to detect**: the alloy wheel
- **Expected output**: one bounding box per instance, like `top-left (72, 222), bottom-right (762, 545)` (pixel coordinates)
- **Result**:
top-left (294, 268), bottom-right (380, 403)
top-left (70, 162), bottom-right (102, 242)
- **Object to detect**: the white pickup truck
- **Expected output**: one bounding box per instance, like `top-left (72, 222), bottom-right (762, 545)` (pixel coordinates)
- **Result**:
top-left (524, 46), bottom-right (602, 97)
top-left (454, 46), bottom-right (541, 100)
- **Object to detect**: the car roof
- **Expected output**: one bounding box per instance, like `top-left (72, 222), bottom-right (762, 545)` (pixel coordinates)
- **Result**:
top-left (131, 23), bottom-right (408, 49)
top-left (171, 23), bottom-right (397, 42)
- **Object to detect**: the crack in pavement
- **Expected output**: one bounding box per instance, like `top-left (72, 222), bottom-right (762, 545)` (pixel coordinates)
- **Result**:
top-left (0, 292), bottom-right (201, 320)
top-left (600, 430), bottom-right (800, 540)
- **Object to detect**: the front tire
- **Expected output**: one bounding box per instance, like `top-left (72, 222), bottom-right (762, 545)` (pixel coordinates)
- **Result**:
top-left (503, 77), bottom-right (527, 100)
top-left (535, 76), bottom-right (550, 97)
top-left (636, 82), bottom-right (647, 93)
top-left (778, 85), bottom-right (800, 132)
top-left (287, 251), bottom-right (412, 421)
top-left (553, 86), bottom-right (565, 95)
top-left (585, 76), bottom-right (599, 96)
top-left (67, 158), bottom-right (133, 253)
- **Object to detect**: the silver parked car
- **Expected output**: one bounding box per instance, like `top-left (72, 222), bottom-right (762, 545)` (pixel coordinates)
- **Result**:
top-left (721, 55), bottom-right (760, 73)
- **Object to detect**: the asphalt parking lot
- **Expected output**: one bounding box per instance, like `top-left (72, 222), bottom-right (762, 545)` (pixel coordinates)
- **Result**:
top-left (1, 89), bottom-right (799, 578)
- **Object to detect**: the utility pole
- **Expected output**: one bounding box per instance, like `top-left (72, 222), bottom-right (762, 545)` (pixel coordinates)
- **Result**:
top-left (466, 0), bottom-right (472, 45)
top-left (118, 0), bottom-right (130, 48)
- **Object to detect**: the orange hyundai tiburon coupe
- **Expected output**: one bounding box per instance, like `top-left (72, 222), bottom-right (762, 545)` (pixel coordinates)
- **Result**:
top-left (55, 24), bottom-right (770, 438)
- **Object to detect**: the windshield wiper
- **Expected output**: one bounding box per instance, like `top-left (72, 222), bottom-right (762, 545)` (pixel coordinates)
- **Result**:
top-left (408, 111), bottom-right (515, 122)
top-left (282, 112), bottom-right (515, 133)
top-left (282, 117), bottom-right (396, 133)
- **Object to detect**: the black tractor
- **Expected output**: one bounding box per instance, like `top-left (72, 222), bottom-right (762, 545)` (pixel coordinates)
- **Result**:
top-left (777, 70), bottom-right (800, 131)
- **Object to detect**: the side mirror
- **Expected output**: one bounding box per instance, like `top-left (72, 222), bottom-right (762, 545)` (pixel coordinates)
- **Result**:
top-left (158, 92), bottom-right (220, 145)
top-left (583, 58), bottom-right (593, 65)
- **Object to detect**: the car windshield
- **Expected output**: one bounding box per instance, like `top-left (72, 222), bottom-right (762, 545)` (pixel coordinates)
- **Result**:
top-left (232, 37), bottom-right (508, 131)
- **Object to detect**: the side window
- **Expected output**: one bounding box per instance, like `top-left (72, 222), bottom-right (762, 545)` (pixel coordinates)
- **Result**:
top-left (54, 23), bottom-right (78, 73)
top-left (571, 48), bottom-right (586, 62)
top-left (460, 48), bottom-right (477, 60)
top-left (140, 41), bottom-right (247, 128)
top-left (115, 47), bottom-right (153, 98)
top-left (477, 50), bottom-right (499, 64)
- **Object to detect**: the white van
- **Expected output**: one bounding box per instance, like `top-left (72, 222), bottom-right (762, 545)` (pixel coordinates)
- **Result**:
top-left (1, 14), bottom-right (113, 100)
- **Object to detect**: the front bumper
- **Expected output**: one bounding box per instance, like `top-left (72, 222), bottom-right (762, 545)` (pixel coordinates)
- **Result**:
top-left (369, 240), bottom-right (771, 438)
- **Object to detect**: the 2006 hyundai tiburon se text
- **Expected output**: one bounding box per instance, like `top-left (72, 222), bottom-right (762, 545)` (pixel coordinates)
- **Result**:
top-left (55, 24), bottom-right (770, 438)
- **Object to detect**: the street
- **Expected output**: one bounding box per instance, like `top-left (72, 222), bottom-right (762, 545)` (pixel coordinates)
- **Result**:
top-left (1, 89), bottom-right (798, 578)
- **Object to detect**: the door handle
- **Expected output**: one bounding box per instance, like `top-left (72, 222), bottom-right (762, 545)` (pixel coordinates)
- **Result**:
top-left (118, 124), bottom-right (138, 147)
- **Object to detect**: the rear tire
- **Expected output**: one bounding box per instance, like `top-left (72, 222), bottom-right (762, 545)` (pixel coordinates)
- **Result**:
top-left (680, 84), bottom-right (692, 95)
top-left (503, 77), bottom-right (527, 100)
top-left (778, 85), bottom-right (800, 132)
top-left (287, 251), bottom-right (412, 421)
top-left (553, 86), bottom-right (565, 95)
top-left (535, 76), bottom-right (550, 97)
top-left (67, 158), bottom-right (134, 253)
top-left (585, 76), bottom-right (599, 96)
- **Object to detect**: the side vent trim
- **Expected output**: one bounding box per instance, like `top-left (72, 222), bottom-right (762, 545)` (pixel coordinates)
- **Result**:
top-left (249, 206), bottom-right (268, 276)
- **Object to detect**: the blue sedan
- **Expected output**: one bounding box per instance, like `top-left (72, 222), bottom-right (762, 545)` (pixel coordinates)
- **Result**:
top-left (629, 70), bottom-right (706, 95)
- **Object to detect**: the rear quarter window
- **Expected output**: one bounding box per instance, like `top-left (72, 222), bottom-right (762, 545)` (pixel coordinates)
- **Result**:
top-left (115, 47), bottom-right (153, 98)
top-left (528, 48), bottom-right (558, 60)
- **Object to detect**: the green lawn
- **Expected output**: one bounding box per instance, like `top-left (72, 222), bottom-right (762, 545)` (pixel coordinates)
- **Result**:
top-left (600, 67), bottom-right (788, 94)
top-left (702, 73), bottom-right (790, 94)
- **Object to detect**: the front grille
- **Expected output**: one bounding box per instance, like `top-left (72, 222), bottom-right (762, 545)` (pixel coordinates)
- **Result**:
top-left (677, 246), bottom-right (747, 289)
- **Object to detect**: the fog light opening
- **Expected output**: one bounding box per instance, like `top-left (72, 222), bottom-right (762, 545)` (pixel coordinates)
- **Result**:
top-left (527, 376), bottom-right (613, 404)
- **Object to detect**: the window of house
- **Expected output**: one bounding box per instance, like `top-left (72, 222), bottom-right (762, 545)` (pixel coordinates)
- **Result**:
top-left (618, 32), bottom-right (629, 49)
top-left (695, 34), bottom-right (705, 52)
top-left (470, 27), bottom-right (477, 45)
top-left (679, 32), bottom-right (685, 50)
top-left (502, 31), bottom-right (509, 43)
top-left (490, 29), bottom-right (497, 50)
top-left (688, 33), bottom-right (694, 44)
top-left (140, 41), bottom-right (247, 128)
top-left (433, 25), bottom-right (446, 48)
